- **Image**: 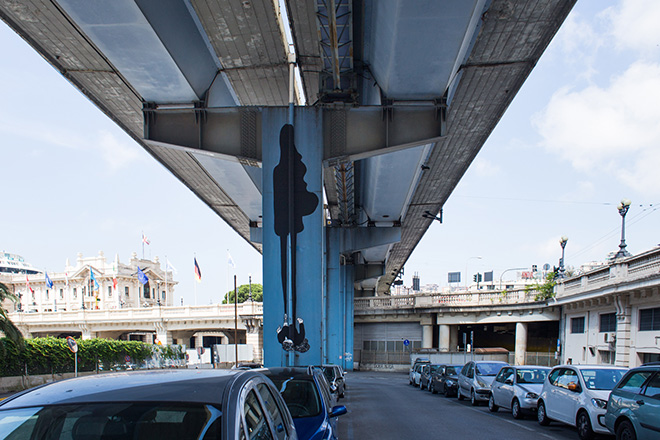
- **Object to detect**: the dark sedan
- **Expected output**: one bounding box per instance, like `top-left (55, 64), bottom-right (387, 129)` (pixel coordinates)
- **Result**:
top-left (262, 367), bottom-right (347, 440)
top-left (0, 369), bottom-right (297, 439)
top-left (429, 364), bottom-right (464, 396)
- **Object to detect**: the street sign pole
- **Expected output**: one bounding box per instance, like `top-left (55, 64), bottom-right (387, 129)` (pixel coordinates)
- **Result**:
top-left (66, 337), bottom-right (78, 377)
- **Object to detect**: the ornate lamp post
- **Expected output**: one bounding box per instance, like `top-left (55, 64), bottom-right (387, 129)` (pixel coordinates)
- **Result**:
top-left (614, 199), bottom-right (632, 259)
top-left (558, 236), bottom-right (568, 278)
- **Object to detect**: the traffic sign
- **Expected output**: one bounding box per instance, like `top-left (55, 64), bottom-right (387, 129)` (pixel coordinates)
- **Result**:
top-left (403, 339), bottom-right (410, 347)
top-left (125, 355), bottom-right (131, 363)
top-left (66, 336), bottom-right (78, 353)
top-left (196, 346), bottom-right (205, 356)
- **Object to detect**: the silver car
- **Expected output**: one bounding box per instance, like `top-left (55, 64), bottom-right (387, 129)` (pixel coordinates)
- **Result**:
top-left (489, 365), bottom-right (550, 419)
top-left (458, 360), bottom-right (509, 405)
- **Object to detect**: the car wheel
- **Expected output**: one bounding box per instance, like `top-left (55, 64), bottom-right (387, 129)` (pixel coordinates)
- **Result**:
top-left (430, 382), bottom-right (436, 394)
top-left (471, 389), bottom-right (479, 406)
top-left (616, 420), bottom-right (637, 440)
top-left (488, 394), bottom-right (498, 412)
top-left (511, 398), bottom-right (523, 419)
top-left (419, 380), bottom-right (424, 390)
top-left (577, 411), bottom-right (595, 440)
top-left (537, 401), bottom-right (550, 426)
top-left (457, 387), bottom-right (464, 401)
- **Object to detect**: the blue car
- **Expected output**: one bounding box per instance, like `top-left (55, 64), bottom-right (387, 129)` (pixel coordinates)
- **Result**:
top-left (262, 367), bottom-right (347, 440)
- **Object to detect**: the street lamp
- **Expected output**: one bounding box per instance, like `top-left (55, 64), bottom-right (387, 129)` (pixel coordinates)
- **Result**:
top-left (614, 199), bottom-right (632, 259)
top-left (558, 236), bottom-right (568, 278)
top-left (499, 267), bottom-right (527, 290)
top-left (465, 256), bottom-right (482, 289)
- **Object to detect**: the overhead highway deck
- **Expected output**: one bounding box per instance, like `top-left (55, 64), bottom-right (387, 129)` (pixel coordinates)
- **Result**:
top-left (1, 0), bottom-right (575, 367)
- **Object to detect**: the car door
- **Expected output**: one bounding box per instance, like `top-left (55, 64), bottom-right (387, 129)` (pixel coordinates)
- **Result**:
top-left (256, 383), bottom-right (291, 440)
top-left (460, 363), bottom-right (474, 396)
top-left (241, 388), bottom-right (275, 440)
top-left (493, 368), bottom-right (514, 409)
top-left (638, 372), bottom-right (660, 435)
top-left (552, 368), bottom-right (581, 424)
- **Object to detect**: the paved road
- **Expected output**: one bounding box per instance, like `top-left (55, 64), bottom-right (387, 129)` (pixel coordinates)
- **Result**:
top-left (335, 371), bottom-right (612, 440)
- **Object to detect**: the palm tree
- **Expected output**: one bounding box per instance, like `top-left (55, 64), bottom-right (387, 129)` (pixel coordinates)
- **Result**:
top-left (0, 282), bottom-right (23, 345)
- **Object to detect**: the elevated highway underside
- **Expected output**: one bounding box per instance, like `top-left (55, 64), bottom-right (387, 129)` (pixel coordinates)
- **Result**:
top-left (0, 0), bottom-right (575, 367)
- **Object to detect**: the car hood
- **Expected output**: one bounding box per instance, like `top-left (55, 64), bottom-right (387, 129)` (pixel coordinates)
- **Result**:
top-left (478, 375), bottom-right (496, 386)
top-left (517, 384), bottom-right (543, 395)
top-left (587, 389), bottom-right (612, 401)
top-left (293, 414), bottom-right (326, 440)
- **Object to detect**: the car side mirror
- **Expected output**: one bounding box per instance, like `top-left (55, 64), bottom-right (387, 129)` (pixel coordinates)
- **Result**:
top-left (505, 378), bottom-right (513, 385)
top-left (330, 405), bottom-right (348, 418)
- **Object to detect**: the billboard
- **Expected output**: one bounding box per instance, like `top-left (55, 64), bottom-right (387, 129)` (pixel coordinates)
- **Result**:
top-left (448, 272), bottom-right (461, 283)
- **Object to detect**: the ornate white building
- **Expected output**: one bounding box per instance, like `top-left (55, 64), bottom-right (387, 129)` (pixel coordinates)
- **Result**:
top-left (1, 251), bottom-right (177, 313)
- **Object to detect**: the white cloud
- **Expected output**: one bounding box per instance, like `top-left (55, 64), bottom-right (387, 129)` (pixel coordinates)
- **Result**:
top-left (552, 11), bottom-right (604, 80)
top-left (606, 0), bottom-right (660, 56)
top-left (96, 130), bottom-right (143, 172)
top-left (534, 61), bottom-right (660, 196)
top-left (471, 157), bottom-right (500, 177)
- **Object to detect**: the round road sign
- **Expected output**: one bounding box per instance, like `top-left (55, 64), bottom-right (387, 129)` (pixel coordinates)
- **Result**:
top-left (66, 336), bottom-right (78, 353)
top-left (403, 339), bottom-right (410, 347)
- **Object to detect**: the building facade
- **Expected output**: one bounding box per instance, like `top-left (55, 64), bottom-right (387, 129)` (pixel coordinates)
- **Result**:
top-left (1, 251), bottom-right (177, 313)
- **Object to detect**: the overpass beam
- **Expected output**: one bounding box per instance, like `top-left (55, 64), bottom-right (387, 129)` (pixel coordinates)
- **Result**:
top-left (514, 322), bottom-right (528, 366)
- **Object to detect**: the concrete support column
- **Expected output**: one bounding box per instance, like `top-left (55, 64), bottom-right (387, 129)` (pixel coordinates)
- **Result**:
top-left (514, 322), bottom-right (528, 365)
top-left (195, 333), bottom-right (204, 348)
top-left (615, 295), bottom-right (632, 367)
top-left (449, 326), bottom-right (459, 352)
top-left (439, 324), bottom-right (451, 352)
top-left (155, 322), bottom-right (172, 346)
top-left (422, 324), bottom-right (433, 349)
top-left (244, 318), bottom-right (264, 364)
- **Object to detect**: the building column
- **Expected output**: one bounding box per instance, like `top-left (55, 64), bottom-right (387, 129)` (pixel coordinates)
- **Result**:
top-left (449, 326), bottom-right (459, 352)
top-left (439, 324), bottom-right (451, 352)
top-left (615, 294), bottom-right (632, 367)
top-left (79, 324), bottom-right (96, 340)
top-left (155, 322), bottom-right (172, 345)
top-left (195, 333), bottom-right (204, 348)
top-left (514, 322), bottom-right (528, 365)
top-left (422, 324), bottom-right (433, 349)
top-left (244, 318), bottom-right (263, 363)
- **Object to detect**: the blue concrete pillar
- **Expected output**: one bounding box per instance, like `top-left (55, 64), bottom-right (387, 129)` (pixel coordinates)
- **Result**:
top-left (325, 228), bottom-right (355, 370)
top-left (263, 108), bottom-right (324, 367)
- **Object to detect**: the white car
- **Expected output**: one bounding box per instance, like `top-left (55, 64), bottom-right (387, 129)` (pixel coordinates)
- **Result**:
top-left (537, 364), bottom-right (627, 440)
top-left (489, 365), bottom-right (550, 419)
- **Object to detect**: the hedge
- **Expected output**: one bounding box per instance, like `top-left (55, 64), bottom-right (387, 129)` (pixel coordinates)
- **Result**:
top-left (0, 337), bottom-right (184, 377)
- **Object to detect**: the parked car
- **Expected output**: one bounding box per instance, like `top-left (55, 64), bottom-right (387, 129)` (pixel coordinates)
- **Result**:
top-left (429, 364), bottom-right (463, 396)
top-left (409, 358), bottom-right (430, 385)
top-left (319, 364), bottom-right (346, 398)
top-left (604, 362), bottom-right (660, 440)
top-left (458, 360), bottom-right (509, 406)
top-left (262, 367), bottom-right (347, 440)
top-left (419, 364), bottom-right (441, 390)
top-left (410, 363), bottom-right (426, 387)
top-left (537, 364), bottom-right (627, 440)
top-left (0, 369), bottom-right (298, 440)
top-left (489, 365), bottom-right (550, 419)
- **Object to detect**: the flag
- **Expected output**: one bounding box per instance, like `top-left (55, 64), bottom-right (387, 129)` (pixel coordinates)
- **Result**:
top-left (65, 272), bottom-right (69, 287)
top-left (194, 258), bottom-right (202, 282)
top-left (142, 233), bottom-right (150, 245)
top-left (26, 275), bottom-right (34, 294)
top-left (227, 250), bottom-right (236, 269)
top-left (90, 269), bottom-right (100, 291)
top-left (167, 259), bottom-right (178, 274)
top-left (112, 277), bottom-right (118, 290)
top-left (137, 266), bottom-right (149, 285)
top-left (45, 272), bottom-right (53, 289)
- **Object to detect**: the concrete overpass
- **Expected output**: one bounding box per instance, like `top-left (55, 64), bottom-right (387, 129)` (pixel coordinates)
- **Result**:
top-left (0, 0), bottom-right (575, 366)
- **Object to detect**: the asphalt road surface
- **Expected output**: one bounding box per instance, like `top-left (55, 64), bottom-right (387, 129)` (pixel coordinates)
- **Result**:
top-left (336, 371), bottom-right (613, 440)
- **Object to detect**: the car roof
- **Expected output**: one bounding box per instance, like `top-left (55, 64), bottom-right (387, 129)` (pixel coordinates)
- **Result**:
top-left (260, 367), bottom-right (316, 381)
top-left (0, 369), bottom-right (250, 409)
top-left (513, 365), bottom-right (550, 369)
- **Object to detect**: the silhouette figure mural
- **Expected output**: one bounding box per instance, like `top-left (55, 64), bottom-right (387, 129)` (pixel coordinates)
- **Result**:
top-left (273, 124), bottom-right (319, 352)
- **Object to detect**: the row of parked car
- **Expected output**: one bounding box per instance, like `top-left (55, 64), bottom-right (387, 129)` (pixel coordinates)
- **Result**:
top-left (410, 358), bottom-right (660, 440)
top-left (0, 363), bottom-right (348, 440)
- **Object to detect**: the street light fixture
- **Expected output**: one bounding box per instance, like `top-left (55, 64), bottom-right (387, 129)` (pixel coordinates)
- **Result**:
top-left (558, 236), bottom-right (568, 278)
top-left (465, 256), bottom-right (482, 289)
top-left (499, 267), bottom-right (527, 290)
top-left (614, 199), bottom-right (632, 259)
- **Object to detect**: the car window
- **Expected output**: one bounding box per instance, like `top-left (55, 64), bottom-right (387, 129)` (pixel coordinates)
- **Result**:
top-left (244, 390), bottom-right (274, 440)
top-left (445, 366), bottom-right (458, 376)
top-left (580, 369), bottom-right (625, 390)
top-left (557, 369), bottom-right (579, 389)
top-left (316, 374), bottom-right (333, 411)
top-left (643, 373), bottom-right (660, 399)
top-left (0, 403), bottom-right (222, 440)
top-left (476, 363), bottom-right (504, 376)
top-left (618, 371), bottom-right (653, 393)
top-left (257, 384), bottom-right (287, 440)
top-left (429, 365), bottom-right (440, 373)
top-left (270, 378), bottom-right (322, 418)
top-left (323, 367), bottom-right (335, 382)
top-left (549, 368), bottom-right (562, 386)
top-left (516, 368), bottom-right (547, 384)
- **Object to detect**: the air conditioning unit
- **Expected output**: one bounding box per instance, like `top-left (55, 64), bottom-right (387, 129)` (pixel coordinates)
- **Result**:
top-left (604, 333), bottom-right (616, 343)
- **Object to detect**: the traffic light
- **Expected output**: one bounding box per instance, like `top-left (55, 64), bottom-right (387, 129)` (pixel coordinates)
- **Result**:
top-left (473, 273), bottom-right (483, 283)
top-left (478, 273), bottom-right (482, 282)
top-left (473, 274), bottom-right (478, 282)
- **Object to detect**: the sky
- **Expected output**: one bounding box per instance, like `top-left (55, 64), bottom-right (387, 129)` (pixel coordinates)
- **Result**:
top-left (1, 0), bottom-right (659, 304)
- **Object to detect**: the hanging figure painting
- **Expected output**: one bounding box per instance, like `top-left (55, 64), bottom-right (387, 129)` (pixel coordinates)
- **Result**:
top-left (273, 124), bottom-right (319, 352)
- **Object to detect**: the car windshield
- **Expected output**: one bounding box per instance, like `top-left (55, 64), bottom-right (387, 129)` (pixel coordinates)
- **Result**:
top-left (580, 369), bottom-right (626, 390)
top-left (445, 367), bottom-right (458, 376)
top-left (516, 368), bottom-right (548, 384)
top-left (476, 363), bottom-right (504, 376)
top-left (0, 403), bottom-right (221, 440)
top-left (429, 365), bottom-right (441, 373)
top-left (270, 378), bottom-right (322, 418)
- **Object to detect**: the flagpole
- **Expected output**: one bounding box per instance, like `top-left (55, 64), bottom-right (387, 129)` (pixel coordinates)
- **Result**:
top-left (234, 274), bottom-right (238, 367)
top-left (142, 231), bottom-right (144, 259)
top-left (194, 257), bottom-right (198, 306)
top-left (165, 255), bottom-right (168, 306)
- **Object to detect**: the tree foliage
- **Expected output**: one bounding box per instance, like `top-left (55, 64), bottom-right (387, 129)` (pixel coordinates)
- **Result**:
top-left (0, 282), bottom-right (23, 351)
top-left (533, 272), bottom-right (558, 301)
top-left (223, 284), bottom-right (263, 304)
